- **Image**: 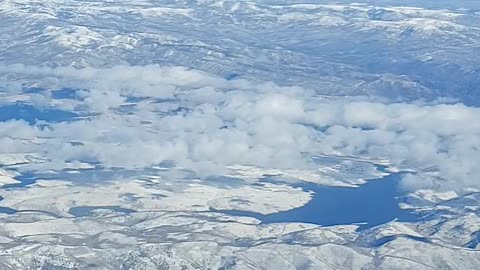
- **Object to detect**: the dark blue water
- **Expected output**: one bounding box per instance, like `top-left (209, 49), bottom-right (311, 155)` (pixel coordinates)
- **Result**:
top-left (225, 73), bottom-right (240, 80)
top-left (217, 173), bottom-right (422, 231)
top-left (0, 165), bottom-right (177, 190)
top-left (0, 206), bottom-right (17, 214)
top-left (2, 172), bottom-right (37, 189)
top-left (466, 231), bottom-right (480, 249)
top-left (0, 196), bottom-right (17, 214)
top-left (0, 103), bottom-right (78, 124)
top-left (51, 89), bottom-right (78, 99)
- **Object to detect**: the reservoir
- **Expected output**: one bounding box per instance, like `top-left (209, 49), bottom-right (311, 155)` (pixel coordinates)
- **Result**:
top-left (218, 172), bottom-right (422, 231)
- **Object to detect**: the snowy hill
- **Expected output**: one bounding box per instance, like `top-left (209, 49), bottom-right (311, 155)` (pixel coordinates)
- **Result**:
top-left (1, 0), bottom-right (480, 103)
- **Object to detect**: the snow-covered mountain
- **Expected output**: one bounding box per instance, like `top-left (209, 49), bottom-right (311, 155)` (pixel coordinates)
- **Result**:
top-left (2, 0), bottom-right (480, 103)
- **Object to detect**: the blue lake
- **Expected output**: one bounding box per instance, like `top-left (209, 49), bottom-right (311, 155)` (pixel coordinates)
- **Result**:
top-left (0, 103), bottom-right (78, 124)
top-left (1, 165), bottom-right (423, 230)
top-left (0, 206), bottom-right (17, 215)
top-left (0, 196), bottom-right (17, 214)
top-left (217, 173), bottom-right (422, 231)
top-left (2, 172), bottom-right (37, 189)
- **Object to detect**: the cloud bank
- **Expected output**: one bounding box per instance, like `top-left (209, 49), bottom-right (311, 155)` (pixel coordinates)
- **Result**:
top-left (0, 65), bottom-right (478, 190)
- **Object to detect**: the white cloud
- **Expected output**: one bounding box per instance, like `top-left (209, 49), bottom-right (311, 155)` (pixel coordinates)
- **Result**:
top-left (0, 65), bottom-right (479, 190)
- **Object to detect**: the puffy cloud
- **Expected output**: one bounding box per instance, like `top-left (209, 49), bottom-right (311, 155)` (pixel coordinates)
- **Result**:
top-left (0, 65), bottom-right (479, 190)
